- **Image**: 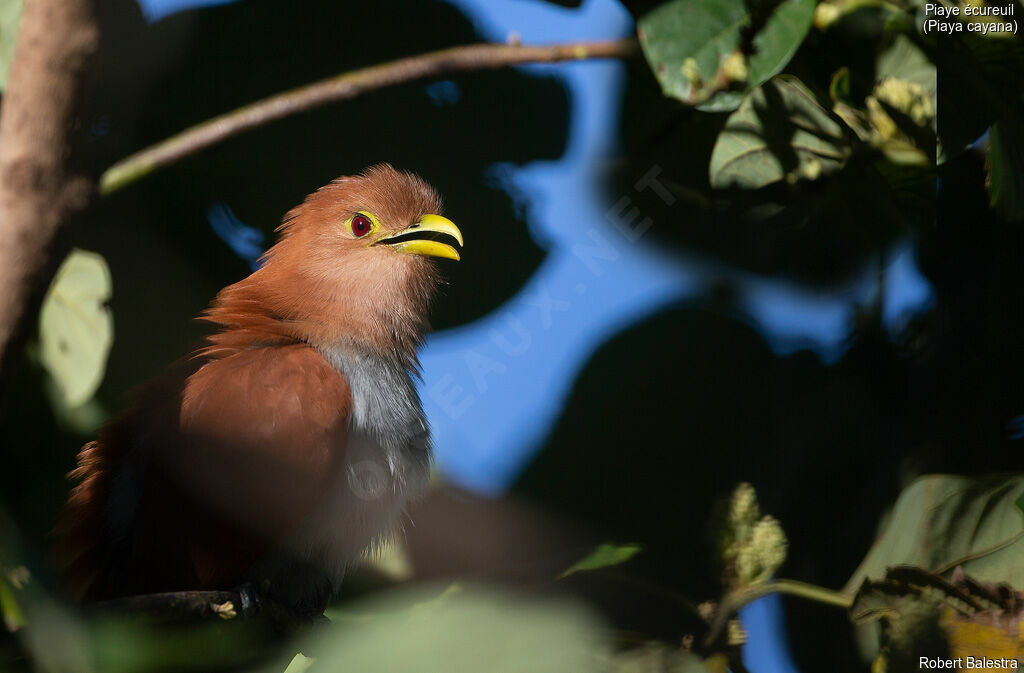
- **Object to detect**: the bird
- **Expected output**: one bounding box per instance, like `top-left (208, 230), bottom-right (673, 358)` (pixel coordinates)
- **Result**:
top-left (53, 164), bottom-right (463, 617)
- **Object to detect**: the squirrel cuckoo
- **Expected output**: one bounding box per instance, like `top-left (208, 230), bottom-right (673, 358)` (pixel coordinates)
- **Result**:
top-left (54, 164), bottom-right (462, 616)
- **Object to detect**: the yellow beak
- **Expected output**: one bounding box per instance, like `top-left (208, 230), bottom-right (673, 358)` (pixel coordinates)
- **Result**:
top-left (374, 214), bottom-right (463, 261)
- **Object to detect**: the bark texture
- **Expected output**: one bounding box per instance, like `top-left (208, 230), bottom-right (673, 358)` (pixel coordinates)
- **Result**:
top-left (0, 0), bottom-right (99, 366)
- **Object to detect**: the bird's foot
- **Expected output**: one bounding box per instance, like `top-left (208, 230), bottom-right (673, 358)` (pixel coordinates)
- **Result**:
top-left (230, 582), bottom-right (264, 618)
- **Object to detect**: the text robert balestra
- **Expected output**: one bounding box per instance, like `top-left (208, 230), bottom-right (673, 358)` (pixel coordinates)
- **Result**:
top-left (920, 657), bottom-right (1020, 670)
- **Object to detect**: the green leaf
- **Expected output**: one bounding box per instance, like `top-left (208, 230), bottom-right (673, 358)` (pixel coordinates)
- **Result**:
top-left (271, 585), bottom-right (608, 673)
top-left (709, 76), bottom-right (853, 189)
top-left (934, 32), bottom-right (1024, 155)
top-left (877, 34), bottom-right (935, 114)
top-left (282, 653), bottom-right (316, 673)
top-left (0, 0), bottom-right (23, 91)
top-left (611, 642), bottom-right (716, 672)
top-left (829, 67), bottom-right (851, 103)
top-left (987, 121), bottom-right (1024, 222)
top-left (38, 249), bottom-right (114, 408)
top-left (0, 573), bottom-right (24, 632)
top-left (850, 566), bottom-right (1024, 666)
top-left (844, 474), bottom-right (1024, 595)
top-left (876, 35), bottom-right (937, 160)
top-left (638, 0), bottom-right (815, 111)
top-left (559, 543), bottom-right (642, 579)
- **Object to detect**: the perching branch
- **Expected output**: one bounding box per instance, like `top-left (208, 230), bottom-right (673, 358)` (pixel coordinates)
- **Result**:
top-left (91, 590), bottom-right (256, 622)
top-left (91, 589), bottom-right (314, 627)
top-left (0, 0), bottom-right (99, 368)
top-left (99, 38), bottom-right (638, 195)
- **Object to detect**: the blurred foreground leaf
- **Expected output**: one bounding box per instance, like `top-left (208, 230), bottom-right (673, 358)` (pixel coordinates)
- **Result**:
top-left (274, 584), bottom-right (608, 673)
top-left (709, 76), bottom-right (852, 189)
top-left (1, 503), bottom-right (266, 672)
top-left (282, 653), bottom-right (316, 673)
top-left (637, 0), bottom-right (814, 111)
top-left (845, 475), bottom-right (1024, 595)
top-left (9, 592), bottom-right (269, 673)
top-left (38, 249), bottom-right (113, 408)
top-left (559, 543), bottom-right (643, 579)
top-left (610, 642), bottom-right (716, 672)
top-left (363, 538), bottom-right (414, 582)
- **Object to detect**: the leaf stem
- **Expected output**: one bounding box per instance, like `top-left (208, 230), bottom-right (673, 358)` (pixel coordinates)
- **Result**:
top-left (705, 579), bottom-right (852, 646)
top-left (98, 38), bottom-right (638, 196)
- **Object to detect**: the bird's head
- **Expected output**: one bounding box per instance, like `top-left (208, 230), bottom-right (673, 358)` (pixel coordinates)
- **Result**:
top-left (209, 164), bottom-right (463, 359)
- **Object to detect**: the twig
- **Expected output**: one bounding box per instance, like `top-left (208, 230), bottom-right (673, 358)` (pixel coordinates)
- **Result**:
top-left (705, 579), bottom-right (852, 646)
top-left (0, 0), bottom-right (99, 368)
top-left (99, 38), bottom-right (638, 195)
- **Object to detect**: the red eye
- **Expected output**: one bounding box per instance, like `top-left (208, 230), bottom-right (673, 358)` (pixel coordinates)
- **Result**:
top-left (351, 214), bottom-right (372, 237)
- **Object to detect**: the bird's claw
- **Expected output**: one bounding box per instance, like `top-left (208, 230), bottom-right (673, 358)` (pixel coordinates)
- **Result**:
top-left (231, 582), bottom-right (263, 618)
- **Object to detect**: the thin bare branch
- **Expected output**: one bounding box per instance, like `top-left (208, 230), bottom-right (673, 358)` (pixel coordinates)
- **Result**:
top-left (99, 38), bottom-right (638, 195)
top-left (704, 578), bottom-right (853, 647)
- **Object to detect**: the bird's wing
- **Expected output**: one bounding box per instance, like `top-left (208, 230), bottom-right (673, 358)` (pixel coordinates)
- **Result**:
top-left (171, 344), bottom-right (353, 546)
top-left (57, 344), bottom-right (353, 597)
